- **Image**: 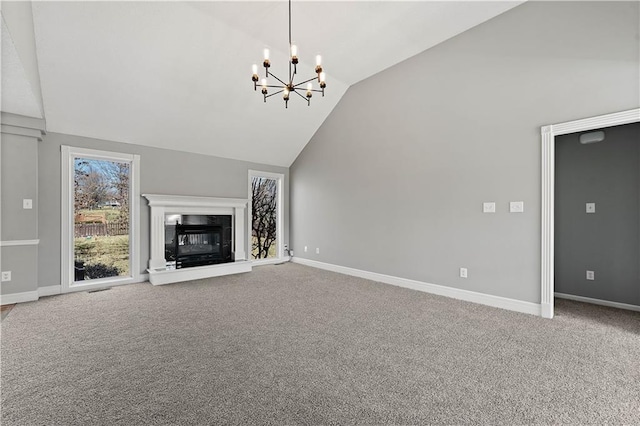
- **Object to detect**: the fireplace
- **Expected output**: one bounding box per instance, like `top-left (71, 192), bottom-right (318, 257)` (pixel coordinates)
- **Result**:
top-left (143, 194), bottom-right (251, 285)
top-left (165, 215), bottom-right (233, 268)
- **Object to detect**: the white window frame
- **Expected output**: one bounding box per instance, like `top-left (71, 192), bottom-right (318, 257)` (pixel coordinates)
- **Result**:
top-left (248, 170), bottom-right (285, 265)
top-left (61, 146), bottom-right (141, 292)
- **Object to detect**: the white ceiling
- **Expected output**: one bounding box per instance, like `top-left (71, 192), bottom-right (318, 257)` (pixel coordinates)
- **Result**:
top-left (1, 18), bottom-right (42, 118)
top-left (2, 1), bottom-right (524, 167)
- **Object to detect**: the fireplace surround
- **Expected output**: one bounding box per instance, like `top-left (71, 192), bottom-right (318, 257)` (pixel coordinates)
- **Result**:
top-left (143, 194), bottom-right (251, 285)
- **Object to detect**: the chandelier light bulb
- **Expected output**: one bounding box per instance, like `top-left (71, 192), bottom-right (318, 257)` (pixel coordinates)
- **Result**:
top-left (261, 78), bottom-right (268, 96)
top-left (291, 44), bottom-right (298, 57)
top-left (263, 48), bottom-right (270, 60)
top-left (251, 64), bottom-right (259, 85)
top-left (319, 72), bottom-right (326, 83)
top-left (316, 55), bottom-right (322, 66)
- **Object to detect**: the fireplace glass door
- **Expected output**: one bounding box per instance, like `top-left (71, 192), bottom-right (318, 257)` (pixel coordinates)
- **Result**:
top-left (165, 215), bottom-right (233, 268)
top-left (176, 225), bottom-right (221, 268)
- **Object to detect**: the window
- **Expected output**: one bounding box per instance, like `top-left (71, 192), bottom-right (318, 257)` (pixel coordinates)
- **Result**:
top-left (61, 146), bottom-right (140, 291)
top-left (249, 170), bottom-right (284, 263)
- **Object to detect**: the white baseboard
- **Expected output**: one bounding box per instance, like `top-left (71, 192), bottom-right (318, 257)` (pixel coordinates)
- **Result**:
top-left (4, 274), bottom-right (151, 305)
top-left (0, 290), bottom-right (39, 305)
top-left (291, 257), bottom-right (541, 317)
top-left (38, 285), bottom-right (62, 297)
top-left (62, 273), bottom-right (151, 292)
top-left (555, 292), bottom-right (640, 312)
top-left (252, 256), bottom-right (292, 267)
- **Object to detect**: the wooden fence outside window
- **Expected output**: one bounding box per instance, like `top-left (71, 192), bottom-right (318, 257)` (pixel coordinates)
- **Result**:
top-left (74, 222), bottom-right (129, 237)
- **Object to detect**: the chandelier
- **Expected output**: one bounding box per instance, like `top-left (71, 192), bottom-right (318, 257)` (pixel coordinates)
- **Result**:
top-left (251, 0), bottom-right (326, 108)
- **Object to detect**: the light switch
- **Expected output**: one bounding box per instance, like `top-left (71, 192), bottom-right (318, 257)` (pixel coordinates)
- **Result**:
top-left (509, 201), bottom-right (524, 213)
top-left (586, 270), bottom-right (595, 280)
top-left (23, 199), bottom-right (33, 209)
top-left (586, 203), bottom-right (595, 214)
top-left (483, 202), bottom-right (496, 213)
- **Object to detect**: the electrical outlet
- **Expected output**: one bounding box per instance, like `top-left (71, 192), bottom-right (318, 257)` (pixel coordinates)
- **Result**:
top-left (586, 203), bottom-right (595, 214)
top-left (315, 248), bottom-right (320, 254)
top-left (1, 271), bottom-right (11, 282)
top-left (460, 268), bottom-right (468, 278)
top-left (586, 270), bottom-right (595, 280)
top-left (23, 199), bottom-right (33, 209)
top-left (483, 202), bottom-right (496, 213)
top-left (304, 246), bottom-right (308, 253)
top-left (509, 201), bottom-right (524, 213)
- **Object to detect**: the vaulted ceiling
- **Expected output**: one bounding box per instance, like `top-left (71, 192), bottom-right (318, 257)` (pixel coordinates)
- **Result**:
top-left (1, 1), bottom-right (523, 167)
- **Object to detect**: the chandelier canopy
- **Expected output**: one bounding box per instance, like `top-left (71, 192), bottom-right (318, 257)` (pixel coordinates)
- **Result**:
top-left (251, 0), bottom-right (326, 108)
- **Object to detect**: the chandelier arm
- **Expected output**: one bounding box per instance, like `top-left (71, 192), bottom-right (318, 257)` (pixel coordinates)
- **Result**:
top-left (264, 84), bottom-right (287, 89)
top-left (267, 71), bottom-right (289, 87)
top-left (291, 89), bottom-right (308, 101)
top-left (293, 77), bottom-right (318, 88)
top-left (290, 64), bottom-right (296, 86)
top-left (265, 90), bottom-right (285, 99)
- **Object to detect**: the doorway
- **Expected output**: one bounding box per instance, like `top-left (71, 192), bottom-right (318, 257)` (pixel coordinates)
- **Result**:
top-left (540, 108), bottom-right (640, 318)
top-left (555, 123), bottom-right (639, 311)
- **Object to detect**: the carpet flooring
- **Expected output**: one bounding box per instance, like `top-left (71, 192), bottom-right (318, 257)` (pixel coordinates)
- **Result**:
top-left (1, 263), bottom-right (639, 425)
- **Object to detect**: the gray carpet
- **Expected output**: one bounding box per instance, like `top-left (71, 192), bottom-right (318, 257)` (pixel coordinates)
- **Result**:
top-left (1, 263), bottom-right (639, 425)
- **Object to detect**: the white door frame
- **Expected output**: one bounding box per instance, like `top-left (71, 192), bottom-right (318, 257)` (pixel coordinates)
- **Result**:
top-left (248, 170), bottom-right (285, 265)
top-left (61, 146), bottom-right (141, 292)
top-left (540, 108), bottom-right (639, 318)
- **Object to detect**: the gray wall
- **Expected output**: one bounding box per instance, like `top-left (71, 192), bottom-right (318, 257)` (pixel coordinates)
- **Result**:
top-left (555, 123), bottom-right (639, 306)
top-left (290, 1), bottom-right (640, 304)
top-left (1, 134), bottom-right (38, 241)
top-left (38, 132), bottom-right (289, 288)
top-left (1, 123), bottom-right (40, 295)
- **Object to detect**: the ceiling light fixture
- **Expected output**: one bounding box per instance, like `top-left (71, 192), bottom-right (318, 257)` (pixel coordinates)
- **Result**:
top-left (251, 0), bottom-right (326, 108)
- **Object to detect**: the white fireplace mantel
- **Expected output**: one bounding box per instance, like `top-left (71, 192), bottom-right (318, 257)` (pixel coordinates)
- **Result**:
top-left (144, 194), bottom-right (248, 209)
top-left (142, 194), bottom-right (251, 285)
